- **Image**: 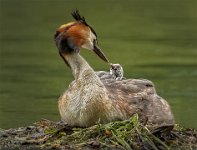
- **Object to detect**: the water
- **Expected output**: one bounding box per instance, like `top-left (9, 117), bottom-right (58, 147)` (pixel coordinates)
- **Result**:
top-left (0, 0), bottom-right (197, 129)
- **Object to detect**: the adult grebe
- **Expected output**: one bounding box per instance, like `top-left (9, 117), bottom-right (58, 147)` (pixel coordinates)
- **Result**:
top-left (54, 10), bottom-right (174, 127)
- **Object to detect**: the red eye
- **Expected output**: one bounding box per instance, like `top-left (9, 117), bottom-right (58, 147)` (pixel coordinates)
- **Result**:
top-left (93, 39), bottom-right (97, 44)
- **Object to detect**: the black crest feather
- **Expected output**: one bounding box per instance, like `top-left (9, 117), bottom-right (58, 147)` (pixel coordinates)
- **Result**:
top-left (71, 9), bottom-right (97, 37)
top-left (71, 9), bottom-right (88, 26)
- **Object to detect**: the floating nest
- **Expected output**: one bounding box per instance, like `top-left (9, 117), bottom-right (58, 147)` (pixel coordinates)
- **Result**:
top-left (0, 114), bottom-right (196, 150)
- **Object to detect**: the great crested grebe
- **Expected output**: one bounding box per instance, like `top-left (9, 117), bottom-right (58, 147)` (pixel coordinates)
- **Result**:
top-left (54, 10), bottom-right (174, 127)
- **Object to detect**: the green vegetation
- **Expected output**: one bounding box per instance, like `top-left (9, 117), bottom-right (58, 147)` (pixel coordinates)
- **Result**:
top-left (0, 0), bottom-right (197, 129)
top-left (0, 114), bottom-right (196, 149)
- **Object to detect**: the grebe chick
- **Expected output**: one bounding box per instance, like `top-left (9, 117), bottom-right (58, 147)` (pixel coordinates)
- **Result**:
top-left (110, 63), bottom-right (124, 80)
top-left (55, 10), bottom-right (174, 127)
top-left (96, 63), bottom-right (124, 80)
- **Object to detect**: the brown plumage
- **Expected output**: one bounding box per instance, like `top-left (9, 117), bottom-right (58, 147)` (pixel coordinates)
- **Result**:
top-left (97, 72), bottom-right (174, 125)
top-left (55, 10), bottom-right (174, 127)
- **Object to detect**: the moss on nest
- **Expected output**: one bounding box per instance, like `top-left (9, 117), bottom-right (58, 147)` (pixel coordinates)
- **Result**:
top-left (0, 114), bottom-right (196, 150)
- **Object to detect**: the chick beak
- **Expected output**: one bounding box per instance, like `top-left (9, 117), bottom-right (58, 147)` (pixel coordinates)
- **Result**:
top-left (93, 41), bottom-right (109, 63)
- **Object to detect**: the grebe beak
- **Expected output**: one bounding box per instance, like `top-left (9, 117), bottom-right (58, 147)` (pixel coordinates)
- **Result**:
top-left (93, 40), bottom-right (109, 63)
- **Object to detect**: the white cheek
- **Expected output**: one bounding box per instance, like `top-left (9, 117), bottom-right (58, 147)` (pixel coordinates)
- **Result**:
top-left (82, 39), bottom-right (93, 50)
top-left (81, 31), bottom-right (96, 50)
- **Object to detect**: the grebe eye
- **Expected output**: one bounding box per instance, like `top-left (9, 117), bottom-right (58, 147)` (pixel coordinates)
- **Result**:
top-left (93, 39), bottom-right (98, 44)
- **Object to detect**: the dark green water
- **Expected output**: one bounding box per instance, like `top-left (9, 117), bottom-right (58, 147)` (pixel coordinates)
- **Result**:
top-left (0, 0), bottom-right (197, 129)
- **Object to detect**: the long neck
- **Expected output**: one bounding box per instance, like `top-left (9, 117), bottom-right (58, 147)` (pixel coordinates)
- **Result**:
top-left (61, 53), bottom-right (96, 80)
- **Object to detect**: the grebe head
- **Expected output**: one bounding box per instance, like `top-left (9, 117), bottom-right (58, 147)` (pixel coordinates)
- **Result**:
top-left (54, 10), bottom-right (109, 63)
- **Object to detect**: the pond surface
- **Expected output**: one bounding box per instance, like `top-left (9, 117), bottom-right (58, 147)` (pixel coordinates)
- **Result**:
top-left (0, 0), bottom-right (197, 129)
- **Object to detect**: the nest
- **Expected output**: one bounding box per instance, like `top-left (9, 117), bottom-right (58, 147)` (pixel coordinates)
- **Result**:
top-left (0, 114), bottom-right (196, 150)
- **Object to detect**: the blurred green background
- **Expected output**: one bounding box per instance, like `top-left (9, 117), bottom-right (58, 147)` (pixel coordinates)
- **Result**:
top-left (0, 0), bottom-right (197, 129)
